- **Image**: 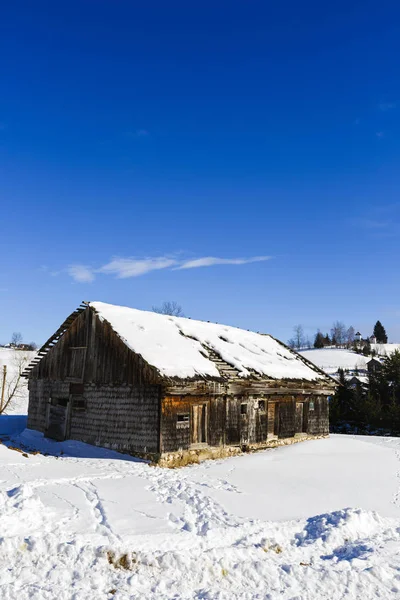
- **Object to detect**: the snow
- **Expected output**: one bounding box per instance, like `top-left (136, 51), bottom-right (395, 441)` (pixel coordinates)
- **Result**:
top-left (371, 343), bottom-right (400, 357)
top-left (299, 349), bottom-right (369, 375)
top-left (0, 428), bottom-right (399, 599)
top-left (0, 348), bottom-right (36, 414)
top-left (89, 301), bottom-right (326, 381)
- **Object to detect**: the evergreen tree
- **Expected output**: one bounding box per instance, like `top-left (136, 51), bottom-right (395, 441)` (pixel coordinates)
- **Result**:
top-left (332, 368), bottom-right (353, 423)
top-left (314, 331), bottom-right (325, 349)
top-left (349, 381), bottom-right (367, 428)
top-left (323, 333), bottom-right (331, 346)
top-left (362, 340), bottom-right (371, 356)
top-left (381, 349), bottom-right (400, 404)
top-left (373, 320), bottom-right (388, 343)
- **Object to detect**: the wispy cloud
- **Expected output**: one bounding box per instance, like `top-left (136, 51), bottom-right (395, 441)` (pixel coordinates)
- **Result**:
top-left (378, 102), bottom-right (396, 112)
top-left (98, 257), bottom-right (177, 279)
top-left (67, 265), bottom-right (96, 283)
top-left (176, 256), bottom-right (271, 270)
top-left (64, 255), bottom-right (271, 282)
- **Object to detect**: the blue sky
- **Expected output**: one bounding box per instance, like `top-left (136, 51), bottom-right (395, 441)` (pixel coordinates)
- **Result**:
top-left (1, 0), bottom-right (400, 345)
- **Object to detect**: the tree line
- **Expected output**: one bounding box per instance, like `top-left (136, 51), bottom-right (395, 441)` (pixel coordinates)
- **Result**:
top-left (330, 349), bottom-right (400, 435)
top-left (288, 320), bottom-right (388, 351)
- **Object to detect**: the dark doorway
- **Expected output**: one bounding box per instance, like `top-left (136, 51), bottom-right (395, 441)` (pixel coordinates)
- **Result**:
top-left (45, 398), bottom-right (70, 441)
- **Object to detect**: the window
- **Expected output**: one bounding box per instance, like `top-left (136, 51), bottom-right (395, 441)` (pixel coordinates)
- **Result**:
top-left (258, 400), bottom-right (266, 412)
top-left (71, 395), bottom-right (86, 411)
top-left (70, 383), bottom-right (84, 395)
top-left (177, 413), bottom-right (190, 429)
top-left (241, 403), bottom-right (248, 415)
top-left (309, 400), bottom-right (315, 411)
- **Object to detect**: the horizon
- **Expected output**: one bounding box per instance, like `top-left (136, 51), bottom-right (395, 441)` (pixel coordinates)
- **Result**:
top-left (1, 1), bottom-right (400, 345)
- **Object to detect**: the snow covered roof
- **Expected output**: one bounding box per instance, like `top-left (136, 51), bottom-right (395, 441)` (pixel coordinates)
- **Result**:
top-left (89, 301), bottom-right (329, 382)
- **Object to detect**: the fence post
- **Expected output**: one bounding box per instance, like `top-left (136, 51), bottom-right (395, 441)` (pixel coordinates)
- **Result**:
top-left (0, 365), bottom-right (6, 412)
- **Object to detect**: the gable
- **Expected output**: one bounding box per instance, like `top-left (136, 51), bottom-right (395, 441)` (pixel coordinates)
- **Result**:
top-left (25, 307), bottom-right (161, 385)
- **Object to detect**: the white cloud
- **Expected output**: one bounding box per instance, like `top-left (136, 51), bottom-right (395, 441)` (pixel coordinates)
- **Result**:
top-left (67, 265), bottom-right (95, 283)
top-left (64, 255), bottom-right (271, 282)
top-left (176, 256), bottom-right (271, 270)
top-left (98, 257), bottom-right (178, 278)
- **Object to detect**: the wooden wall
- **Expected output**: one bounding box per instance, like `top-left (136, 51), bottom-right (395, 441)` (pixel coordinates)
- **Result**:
top-left (160, 394), bottom-right (329, 452)
top-left (31, 308), bottom-right (160, 386)
top-left (28, 379), bottom-right (161, 453)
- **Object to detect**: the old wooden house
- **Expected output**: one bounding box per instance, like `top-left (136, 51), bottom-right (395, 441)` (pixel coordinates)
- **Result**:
top-left (24, 301), bottom-right (335, 464)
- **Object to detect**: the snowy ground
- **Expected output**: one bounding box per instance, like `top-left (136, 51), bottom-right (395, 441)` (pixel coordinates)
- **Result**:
top-left (300, 349), bottom-right (369, 375)
top-left (0, 427), bottom-right (400, 599)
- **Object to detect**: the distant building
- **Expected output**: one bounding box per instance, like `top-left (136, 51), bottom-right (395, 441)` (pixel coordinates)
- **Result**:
top-left (347, 375), bottom-right (369, 389)
top-left (367, 358), bottom-right (383, 374)
top-left (355, 332), bottom-right (362, 342)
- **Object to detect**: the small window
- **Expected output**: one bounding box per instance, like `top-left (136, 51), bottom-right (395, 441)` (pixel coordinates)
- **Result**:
top-left (309, 400), bottom-right (315, 411)
top-left (258, 400), bottom-right (266, 412)
top-left (177, 414), bottom-right (189, 422)
top-left (70, 383), bottom-right (84, 395)
top-left (176, 413), bottom-right (190, 429)
top-left (71, 395), bottom-right (86, 411)
top-left (241, 403), bottom-right (248, 415)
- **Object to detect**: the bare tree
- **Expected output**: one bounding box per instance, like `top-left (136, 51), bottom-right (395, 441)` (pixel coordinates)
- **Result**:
top-left (11, 332), bottom-right (23, 347)
top-left (152, 301), bottom-right (184, 317)
top-left (288, 325), bottom-right (305, 350)
top-left (346, 326), bottom-right (355, 347)
top-left (0, 351), bottom-right (31, 414)
top-left (331, 321), bottom-right (347, 347)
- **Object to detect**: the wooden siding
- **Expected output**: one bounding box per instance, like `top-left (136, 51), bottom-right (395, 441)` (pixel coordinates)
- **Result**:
top-left (28, 380), bottom-right (161, 453)
top-left (29, 308), bottom-right (161, 386)
top-left (160, 394), bottom-right (329, 452)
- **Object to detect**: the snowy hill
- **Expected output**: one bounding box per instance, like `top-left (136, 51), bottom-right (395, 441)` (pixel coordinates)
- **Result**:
top-left (371, 343), bottom-right (400, 357)
top-left (299, 348), bottom-right (369, 375)
top-left (0, 430), bottom-right (399, 599)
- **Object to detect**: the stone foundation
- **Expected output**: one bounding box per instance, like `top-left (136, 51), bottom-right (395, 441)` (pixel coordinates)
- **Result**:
top-left (157, 434), bottom-right (329, 468)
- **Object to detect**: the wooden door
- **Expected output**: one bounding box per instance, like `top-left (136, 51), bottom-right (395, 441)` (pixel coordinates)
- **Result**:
top-left (267, 402), bottom-right (277, 437)
top-left (45, 398), bottom-right (70, 441)
top-left (295, 402), bottom-right (305, 433)
top-left (191, 404), bottom-right (208, 445)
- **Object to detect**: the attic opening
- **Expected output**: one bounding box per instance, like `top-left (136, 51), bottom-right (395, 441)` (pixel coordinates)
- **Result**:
top-left (68, 347), bottom-right (87, 381)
